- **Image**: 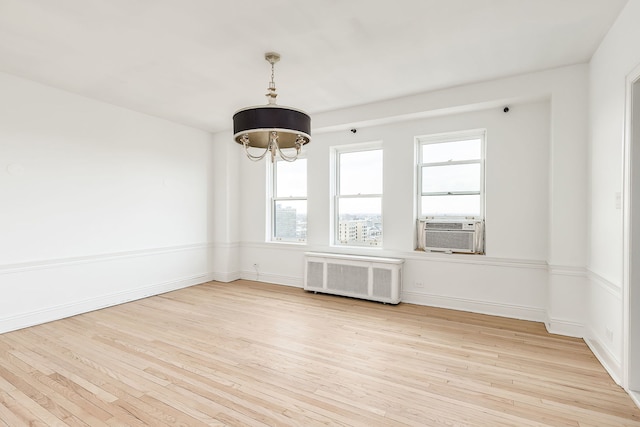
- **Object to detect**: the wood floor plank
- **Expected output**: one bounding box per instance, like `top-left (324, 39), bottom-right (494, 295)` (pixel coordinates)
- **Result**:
top-left (1, 279), bottom-right (639, 426)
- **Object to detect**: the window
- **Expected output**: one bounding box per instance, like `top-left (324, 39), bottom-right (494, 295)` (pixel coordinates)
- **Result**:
top-left (270, 158), bottom-right (307, 242)
top-left (333, 144), bottom-right (383, 246)
top-left (417, 130), bottom-right (485, 219)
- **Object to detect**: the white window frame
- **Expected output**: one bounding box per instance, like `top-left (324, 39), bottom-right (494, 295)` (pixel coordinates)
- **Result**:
top-left (268, 157), bottom-right (307, 243)
top-left (331, 142), bottom-right (383, 247)
top-left (416, 129), bottom-right (486, 220)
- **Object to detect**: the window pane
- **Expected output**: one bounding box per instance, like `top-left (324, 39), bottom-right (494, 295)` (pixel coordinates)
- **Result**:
top-left (339, 150), bottom-right (382, 195)
top-left (337, 197), bottom-right (382, 246)
top-left (421, 195), bottom-right (480, 217)
top-left (274, 200), bottom-right (307, 241)
top-left (422, 139), bottom-right (481, 163)
top-left (422, 164), bottom-right (481, 193)
top-left (276, 159), bottom-right (307, 197)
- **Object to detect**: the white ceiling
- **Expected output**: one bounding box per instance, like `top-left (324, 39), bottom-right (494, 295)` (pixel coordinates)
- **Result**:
top-left (0, 0), bottom-right (629, 133)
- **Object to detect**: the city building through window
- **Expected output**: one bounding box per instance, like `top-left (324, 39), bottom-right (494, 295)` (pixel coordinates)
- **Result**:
top-left (270, 158), bottom-right (307, 242)
top-left (333, 144), bottom-right (383, 247)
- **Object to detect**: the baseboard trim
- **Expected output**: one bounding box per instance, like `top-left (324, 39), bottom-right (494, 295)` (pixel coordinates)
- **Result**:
top-left (629, 390), bottom-right (640, 410)
top-left (584, 335), bottom-right (623, 386)
top-left (0, 274), bottom-right (208, 334)
top-left (239, 271), bottom-right (302, 288)
top-left (208, 271), bottom-right (242, 283)
top-left (235, 278), bottom-right (547, 323)
top-left (545, 316), bottom-right (584, 338)
top-left (401, 291), bottom-right (545, 323)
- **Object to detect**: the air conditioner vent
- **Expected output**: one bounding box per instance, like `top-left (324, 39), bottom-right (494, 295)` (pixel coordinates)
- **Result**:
top-left (418, 220), bottom-right (484, 254)
top-left (425, 222), bottom-right (464, 230)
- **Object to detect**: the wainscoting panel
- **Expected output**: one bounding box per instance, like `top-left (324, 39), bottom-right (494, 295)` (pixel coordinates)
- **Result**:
top-left (0, 243), bottom-right (210, 333)
top-left (546, 265), bottom-right (588, 337)
top-left (585, 270), bottom-right (624, 385)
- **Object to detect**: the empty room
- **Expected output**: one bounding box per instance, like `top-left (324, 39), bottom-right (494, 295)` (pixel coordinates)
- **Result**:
top-left (2, 0), bottom-right (640, 425)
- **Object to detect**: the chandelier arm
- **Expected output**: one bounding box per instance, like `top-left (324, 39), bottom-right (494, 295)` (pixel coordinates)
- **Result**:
top-left (242, 138), bottom-right (271, 162)
top-left (276, 144), bottom-right (302, 162)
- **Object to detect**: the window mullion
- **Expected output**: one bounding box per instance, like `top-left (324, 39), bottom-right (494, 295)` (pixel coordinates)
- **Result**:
top-left (274, 196), bottom-right (306, 202)
top-left (337, 193), bottom-right (383, 199)
top-left (422, 191), bottom-right (481, 196)
top-left (420, 159), bottom-right (481, 168)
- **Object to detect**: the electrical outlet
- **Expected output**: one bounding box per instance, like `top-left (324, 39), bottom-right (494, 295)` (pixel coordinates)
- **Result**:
top-left (605, 328), bottom-right (614, 342)
top-left (415, 281), bottom-right (424, 288)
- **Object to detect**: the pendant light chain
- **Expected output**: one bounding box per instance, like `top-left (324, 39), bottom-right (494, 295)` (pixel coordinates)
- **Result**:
top-left (266, 53), bottom-right (279, 104)
top-left (271, 60), bottom-right (275, 86)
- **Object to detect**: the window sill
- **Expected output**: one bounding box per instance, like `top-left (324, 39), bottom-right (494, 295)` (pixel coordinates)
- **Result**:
top-left (415, 248), bottom-right (485, 256)
top-left (267, 240), bottom-right (307, 246)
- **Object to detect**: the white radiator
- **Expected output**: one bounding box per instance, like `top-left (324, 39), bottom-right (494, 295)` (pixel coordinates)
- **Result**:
top-left (304, 252), bottom-right (403, 304)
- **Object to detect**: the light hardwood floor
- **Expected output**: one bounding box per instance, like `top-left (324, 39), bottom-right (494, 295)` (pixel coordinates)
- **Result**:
top-left (1, 280), bottom-right (639, 426)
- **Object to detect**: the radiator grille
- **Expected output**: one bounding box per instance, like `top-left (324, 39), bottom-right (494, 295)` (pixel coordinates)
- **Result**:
top-left (304, 253), bottom-right (403, 304)
top-left (327, 264), bottom-right (368, 295)
top-left (307, 261), bottom-right (324, 288)
top-left (372, 268), bottom-right (392, 298)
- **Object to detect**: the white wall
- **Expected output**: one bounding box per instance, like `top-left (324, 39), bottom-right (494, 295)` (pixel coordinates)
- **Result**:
top-left (233, 65), bottom-right (589, 332)
top-left (0, 71), bottom-right (215, 333)
top-left (305, 101), bottom-right (550, 259)
top-left (588, 0), bottom-right (640, 385)
top-left (208, 130), bottom-right (241, 282)
top-left (0, 61), bottom-right (592, 346)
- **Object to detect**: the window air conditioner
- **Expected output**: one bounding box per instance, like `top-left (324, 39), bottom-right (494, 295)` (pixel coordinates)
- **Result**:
top-left (420, 220), bottom-right (484, 254)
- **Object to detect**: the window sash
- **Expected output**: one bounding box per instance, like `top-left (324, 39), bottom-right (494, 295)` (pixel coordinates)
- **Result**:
top-left (420, 163), bottom-right (481, 194)
top-left (337, 148), bottom-right (383, 197)
top-left (333, 145), bottom-right (383, 246)
top-left (270, 158), bottom-right (307, 243)
top-left (420, 138), bottom-right (482, 163)
top-left (274, 159), bottom-right (307, 198)
top-left (417, 132), bottom-right (485, 220)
